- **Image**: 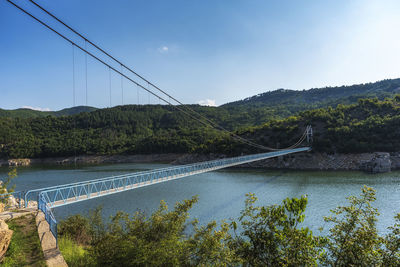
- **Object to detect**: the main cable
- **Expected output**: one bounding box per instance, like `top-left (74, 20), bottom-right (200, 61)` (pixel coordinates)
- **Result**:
top-left (8, 0), bottom-right (308, 151)
top-left (5, 1), bottom-right (217, 126)
top-left (25, 0), bottom-right (287, 151)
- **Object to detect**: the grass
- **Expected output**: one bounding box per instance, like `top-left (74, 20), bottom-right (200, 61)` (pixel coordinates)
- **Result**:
top-left (2, 214), bottom-right (46, 267)
top-left (58, 236), bottom-right (95, 267)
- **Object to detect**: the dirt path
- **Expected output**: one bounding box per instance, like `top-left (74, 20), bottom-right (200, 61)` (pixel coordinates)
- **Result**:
top-left (3, 214), bottom-right (46, 266)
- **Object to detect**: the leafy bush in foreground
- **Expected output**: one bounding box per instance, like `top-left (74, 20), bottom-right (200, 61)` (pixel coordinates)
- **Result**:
top-left (59, 186), bottom-right (400, 266)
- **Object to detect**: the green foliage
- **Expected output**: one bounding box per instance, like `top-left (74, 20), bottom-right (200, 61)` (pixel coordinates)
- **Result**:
top-left (0, 105), bottom-right (229, 158)
top-left (2, 78), bottom-right (400, 158)
top-left (218, 95), bottom-right (400, 154)
top-left (3, 95), bottom-right (400, 158)
top-left (382, 213), bottom-right (400, 266)
top-left (59, 187), bottom-right (400, 266)
top-left (321, 186), bottom-right (400, 266)
top-left (0, 106), bottom-right (97, 119)
top-left (58, 236), bottom-right (95, 267)
top-left (58, 214), bottom-right (92, 245)
top-left (224, 78), bottom-right (400, 111)
top-left (322, 186), bottom-right (381, 266)
top-left (230, 193), bottom-right (324, 266)
top-left (0, 169), bottom-right (16, 203)
top-left (60, 197), bottom-right (237, 266)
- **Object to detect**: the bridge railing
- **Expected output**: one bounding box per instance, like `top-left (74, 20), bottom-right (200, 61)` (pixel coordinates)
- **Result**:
top-left (38, 148), bottom-right (309, 209)
top-left (24, 165), bottom-right (196, 207)
top-left (35, 147), bottom-right (310, 243)
top-left (25, 148), bottom-right (307, 207)
top-left (38, 192), bottom-right (58, 246)
top-left (24, 157), bottom-right (253, 207)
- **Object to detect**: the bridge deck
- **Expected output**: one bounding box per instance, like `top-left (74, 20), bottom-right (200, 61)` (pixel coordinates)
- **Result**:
top-left (38, 147), bottom-right (310, 208)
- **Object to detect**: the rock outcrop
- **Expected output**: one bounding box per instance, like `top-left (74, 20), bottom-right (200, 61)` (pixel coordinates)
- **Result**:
top-left (0, 154), bottom-right (185, 166)
top-left (0, 219), bottom-right (13, 262)
top-left (6, 158), bottom-right (31, 167)
top-left (2, 152), bottom-right (400, 173)
top-left (174, 151), bottom-right (398, 173)
top-left (360, 152), bottom-right (391, 173)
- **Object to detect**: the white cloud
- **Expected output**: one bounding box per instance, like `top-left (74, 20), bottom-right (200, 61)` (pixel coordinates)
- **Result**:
top-left (22, 106), bottom-right (51, 112)
top-left (198, 99), bottom-right (216, 106)
top-left (158, 46), bottom-right (169, 53)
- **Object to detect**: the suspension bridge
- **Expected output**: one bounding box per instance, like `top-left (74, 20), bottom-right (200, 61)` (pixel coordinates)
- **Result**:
top-left (3, 0), bottom-right (314, 243)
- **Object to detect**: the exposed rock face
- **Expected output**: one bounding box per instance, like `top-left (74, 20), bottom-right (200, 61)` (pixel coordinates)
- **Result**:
top-left (1, 152), bottom-right (400, 173)
top-left (0, 154), bottom-right (184, 166)
top-left (0, 184), bottom-right (18, 212)
top-left (0, 219), bottom-right (13, 262)
top-left (0, 158), bottom-right (31, 167)
top-left (360, 152), bottom-right (391, 173)
top-left (173, 153), bottom-right (227, 165)
top-left (175, 152), bottom-right (397, 173)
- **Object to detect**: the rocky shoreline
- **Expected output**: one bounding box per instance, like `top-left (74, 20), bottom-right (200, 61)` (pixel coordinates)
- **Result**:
top-left (0, 153), bottom-right (184, 167)
top-left (1, 151), bottom-right (398, 173)
top-left (173, 152), bottom-right (396, 173)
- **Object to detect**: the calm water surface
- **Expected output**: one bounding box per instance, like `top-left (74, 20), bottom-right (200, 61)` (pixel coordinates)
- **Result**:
top-left (1, 163), bottom-right (399, 234)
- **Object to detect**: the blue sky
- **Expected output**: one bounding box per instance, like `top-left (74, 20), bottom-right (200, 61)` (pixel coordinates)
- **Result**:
top-left (1, 0), bottom-right (400, 110)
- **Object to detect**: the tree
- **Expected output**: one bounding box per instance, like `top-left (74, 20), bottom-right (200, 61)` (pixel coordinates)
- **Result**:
top-left (73, 196), bottom-right (238, 266)
top-left (382, 213), bottom-right (400, 266)
top-left (0, 169), bottom-right (17, 211)
top-left (0, 168), bottom-right (16, 195)
top-left (230, 193), bottom-right (324, 266)
top-left (322, 186), bottom-right (382, 266)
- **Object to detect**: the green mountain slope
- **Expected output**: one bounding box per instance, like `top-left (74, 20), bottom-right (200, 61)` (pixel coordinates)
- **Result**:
top-left (1, 96), bottom-right (400, 159)
top-left (3, 78), bottom-right (400, 129)
top-left (215, 96), bottom-right (400, 155)
top-left (0, 106), bottom-right (97, 118)
top-left (221, 78), bottom-right (400, 121)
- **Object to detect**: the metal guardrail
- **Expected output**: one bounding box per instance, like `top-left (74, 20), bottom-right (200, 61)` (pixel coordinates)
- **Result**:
top-left (38, 192), bottom-right (58, 246)
top-left (0, 191), bottom-right (22, 210)
top-left (38, 147), bottom-right (310, 208)
top-left (24, 157), bottom-right (254, 207)
top-left (35, 147), bottom-right (310, 244)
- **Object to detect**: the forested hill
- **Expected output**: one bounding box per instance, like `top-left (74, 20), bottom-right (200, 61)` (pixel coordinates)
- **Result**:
top-left (221, 96), bottom-right (400, 155)
top-left (3, 78), bottom-right (400, 129)
top-left (2, 78), bottom-right (400, 159)
top-left (0, 106), bottom-right (97, 119)
top-left (223, 78), bottom-right (400, 112)
top-left (1, 96), bottom-right (400, 159)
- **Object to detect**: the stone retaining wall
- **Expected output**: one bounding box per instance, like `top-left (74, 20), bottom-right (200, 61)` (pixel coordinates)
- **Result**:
top-left (35, 211), bottom-right (67, 267)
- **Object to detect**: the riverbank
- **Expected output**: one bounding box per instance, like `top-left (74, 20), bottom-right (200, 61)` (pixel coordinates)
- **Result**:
top-left (0, 153), bottom-right (184, 167)
top-left (1, 151), bottom-right (399, 172)
top-left (174, 151), bottom-right (396, 173)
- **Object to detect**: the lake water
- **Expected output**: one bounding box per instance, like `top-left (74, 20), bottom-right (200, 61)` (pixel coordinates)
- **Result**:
top-left (1, 163), bottom-right (399, 234)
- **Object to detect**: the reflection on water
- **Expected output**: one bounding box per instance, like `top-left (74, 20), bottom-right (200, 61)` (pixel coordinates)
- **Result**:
top-left (1, 164), bottom-right (399, 234)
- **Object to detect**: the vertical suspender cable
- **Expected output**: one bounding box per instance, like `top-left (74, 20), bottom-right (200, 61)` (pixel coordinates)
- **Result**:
top-left (72, 44), bottom-right (75, 107)
top-left (7, 0), bottom-right (307, 151)
top-left (109, 67), bottom-right (112, 107)
top-left (84, 41), bottom-right (89, 155)
top-left (148, 83), bottom-right (150, 105)
top-left (72, 44), bottom-right (77, 165)
top-left (121, 64), bottom-right (124, 105)
top-left (85, 41), bottom-right (88, 106)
